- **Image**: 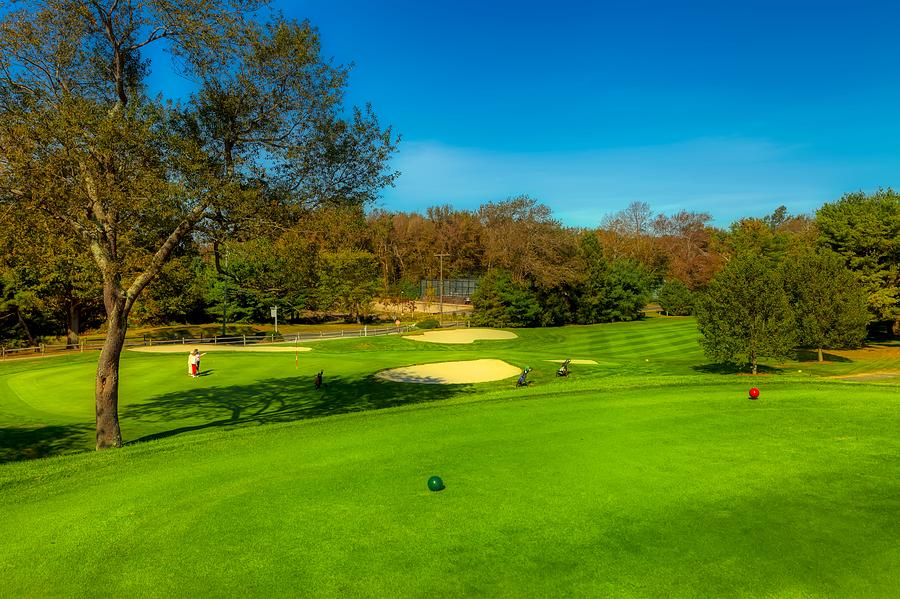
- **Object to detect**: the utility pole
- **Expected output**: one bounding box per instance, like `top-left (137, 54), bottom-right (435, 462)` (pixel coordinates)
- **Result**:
top-left (435, 253), bottom-right (449, 323)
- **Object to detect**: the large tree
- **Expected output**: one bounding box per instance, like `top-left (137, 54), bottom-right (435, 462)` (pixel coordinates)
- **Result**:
top-left (816, 190), bottom-right (900, 330)
top-left (781, 249), bottom-right (869, 361)
top-left (0, 1), bottom-right (397, 448)
top-left (695, 254), bottom-right (796, 374)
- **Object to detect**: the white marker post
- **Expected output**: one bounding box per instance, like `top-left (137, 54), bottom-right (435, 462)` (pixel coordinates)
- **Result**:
top-left (271, 306), bottom-right (278, 334)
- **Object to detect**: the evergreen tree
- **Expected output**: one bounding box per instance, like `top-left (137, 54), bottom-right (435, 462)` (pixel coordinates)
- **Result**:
top-left (601, 259), bottom-right (655, 322)
top-left (817, 190), bottom-right (900, 329)
top-left (781, 249), bottom-right (869, 361)
top-left (471, 269), bottom-right (540, 328)
top-left (695, 254), bottom-right (796, 374)
top-left (657, 279), bottom-right (694, 316)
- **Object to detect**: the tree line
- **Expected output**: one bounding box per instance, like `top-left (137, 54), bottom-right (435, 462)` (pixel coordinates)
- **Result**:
top-left (4, 191), bottom-right (897, 345)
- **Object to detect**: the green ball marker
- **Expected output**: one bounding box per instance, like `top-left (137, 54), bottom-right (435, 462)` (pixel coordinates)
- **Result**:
top-left (427, 475), bottom-right (445, 492)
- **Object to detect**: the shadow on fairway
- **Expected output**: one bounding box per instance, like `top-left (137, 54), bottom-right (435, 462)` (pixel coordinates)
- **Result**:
top-left (795, 350), bottom-right (852, 363)
top-left (0, 423), bottom-right (94, 463)
top-left (692, 363), bottom-right (785, 375)
top-left (124, 375), bottom-right (474, 444)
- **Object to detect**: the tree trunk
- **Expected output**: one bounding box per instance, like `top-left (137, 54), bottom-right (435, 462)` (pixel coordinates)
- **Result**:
top-left (67, 300), bottom-right (81, 349)
top-left (15, 309), bottom-right (36, 346)
top-left (95, 292), bottom-right (128, 449)
top-left (751, 353), bottom-right (758, 375)
top-left (817, 347), bottom-right (824, 363)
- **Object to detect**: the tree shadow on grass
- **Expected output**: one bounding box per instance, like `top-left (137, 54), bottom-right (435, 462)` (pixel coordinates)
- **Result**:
top-left (795, 350), bottom-right (852, 363)
top-left (124, 375), bottom-right (476, 445)
top-left (692, 363), bottom-right (785, 375)
top-left (0, 423), bottom-right (94, 463)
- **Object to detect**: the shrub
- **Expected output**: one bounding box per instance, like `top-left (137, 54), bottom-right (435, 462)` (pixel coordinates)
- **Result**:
top-left (416, 318), bottom-right (440, 329)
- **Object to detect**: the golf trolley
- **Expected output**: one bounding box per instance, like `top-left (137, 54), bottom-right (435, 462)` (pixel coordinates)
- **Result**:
top-left (556, 359), bottom-right (571, 377)
top-left (314, 370), bottom-right (324, 390)
top-left (516, 367), bottom-right (532, 387)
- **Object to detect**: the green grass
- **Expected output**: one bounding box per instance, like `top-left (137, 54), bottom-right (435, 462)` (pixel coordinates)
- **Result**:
top-left (1, 317), bottom-right (899, 597)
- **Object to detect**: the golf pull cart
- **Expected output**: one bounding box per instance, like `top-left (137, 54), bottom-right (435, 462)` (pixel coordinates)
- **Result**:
top-left (556, 359), bottom-right (571, 377)
top-left (516, 367), bottom-right (532, 387)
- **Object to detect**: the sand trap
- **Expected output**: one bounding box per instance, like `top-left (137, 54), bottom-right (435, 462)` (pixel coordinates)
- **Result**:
top-left (129, 344), bottom-right (312, 353)
top-left (545, 359), bottom-right (598, 365)
top-left (407, 328), bottom-right (517, 344)
top-left (376, 359), bottom-right (521, 384)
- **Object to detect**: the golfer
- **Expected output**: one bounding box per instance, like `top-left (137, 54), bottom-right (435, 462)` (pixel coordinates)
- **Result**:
top-left (189, 349), bottom-right (206, 378)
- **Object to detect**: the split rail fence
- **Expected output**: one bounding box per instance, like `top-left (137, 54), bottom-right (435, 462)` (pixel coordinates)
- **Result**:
top-left (0, 321), bottom-right (467, 361)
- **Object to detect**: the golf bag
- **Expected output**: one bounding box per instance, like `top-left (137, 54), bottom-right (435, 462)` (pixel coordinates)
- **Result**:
top-left (556, 359), bottom-right (571, 377)
top-left (516, 367), bottom-right (532, 387)
top-left (315, 370), bottom-right (323, 390)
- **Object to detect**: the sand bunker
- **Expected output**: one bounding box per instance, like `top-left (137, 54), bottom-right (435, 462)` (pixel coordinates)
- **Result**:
top-left (129, 344), bottom-right (312, 353)
top-left (545, 359), bottom-right (598, 365)
top-left (376, 359), bottom-right (521, 384)
top-left (407, 328), bottom-right (517, 344)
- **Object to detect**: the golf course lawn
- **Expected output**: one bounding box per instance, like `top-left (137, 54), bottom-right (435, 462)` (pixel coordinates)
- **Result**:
top-left (1, 317), bottom-right (898, 597)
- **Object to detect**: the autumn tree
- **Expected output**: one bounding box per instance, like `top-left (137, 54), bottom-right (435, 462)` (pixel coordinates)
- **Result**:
top-left (651, 211), bottom-right (723, 289)
top-left (0, 1), bottom-right (397, 448)
top-left (316, 250), bottom-right (380, 323)
top-left (599, 201), bottom-right (668, 278)
top-left (478, 196), bottom-right (579, 291)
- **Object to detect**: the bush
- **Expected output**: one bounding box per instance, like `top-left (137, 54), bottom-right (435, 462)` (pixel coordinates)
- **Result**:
top-left (416, 318), bottom-right (440, 329)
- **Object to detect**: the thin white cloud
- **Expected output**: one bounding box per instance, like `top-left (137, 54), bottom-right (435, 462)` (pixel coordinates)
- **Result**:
top-left (379, 138), bottom-right (890, 226)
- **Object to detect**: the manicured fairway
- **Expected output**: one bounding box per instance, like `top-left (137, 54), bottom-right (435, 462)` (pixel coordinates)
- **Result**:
top-left (1, 317), bottom-right (707, 461)
top-left (1, 318), bottom-right (898, 597)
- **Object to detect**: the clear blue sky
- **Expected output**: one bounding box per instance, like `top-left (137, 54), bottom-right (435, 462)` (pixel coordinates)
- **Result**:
top-left (150, 0), bottom-right (900, 227)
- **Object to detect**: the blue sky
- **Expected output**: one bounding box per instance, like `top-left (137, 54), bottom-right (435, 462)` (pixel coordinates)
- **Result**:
top-left (150, 0), bottom-right (900, 227)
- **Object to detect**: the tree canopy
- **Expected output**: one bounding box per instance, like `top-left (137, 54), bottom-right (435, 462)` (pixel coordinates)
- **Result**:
top-left (817, 190), bottom-right (900, 328)
top-left (695, 254), bottom-right (796, 374)
top-left (0, 0), bottom-right (398, 448)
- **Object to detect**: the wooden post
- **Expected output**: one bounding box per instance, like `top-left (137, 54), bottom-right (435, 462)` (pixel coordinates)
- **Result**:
top-left (243, 334), bottom-right (246, 346)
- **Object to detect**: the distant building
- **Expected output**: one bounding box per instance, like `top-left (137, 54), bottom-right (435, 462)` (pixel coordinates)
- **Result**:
top-left (420, 278), bottom-right (479, 303)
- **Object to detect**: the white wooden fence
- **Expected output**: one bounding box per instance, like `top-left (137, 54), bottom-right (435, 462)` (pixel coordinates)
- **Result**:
top-left (0, 321), bottom-right (467, 360)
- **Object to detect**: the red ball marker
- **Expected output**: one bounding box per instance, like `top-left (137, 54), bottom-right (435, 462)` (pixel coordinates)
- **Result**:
top-left (749, 387), bottom-right (760, 400)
